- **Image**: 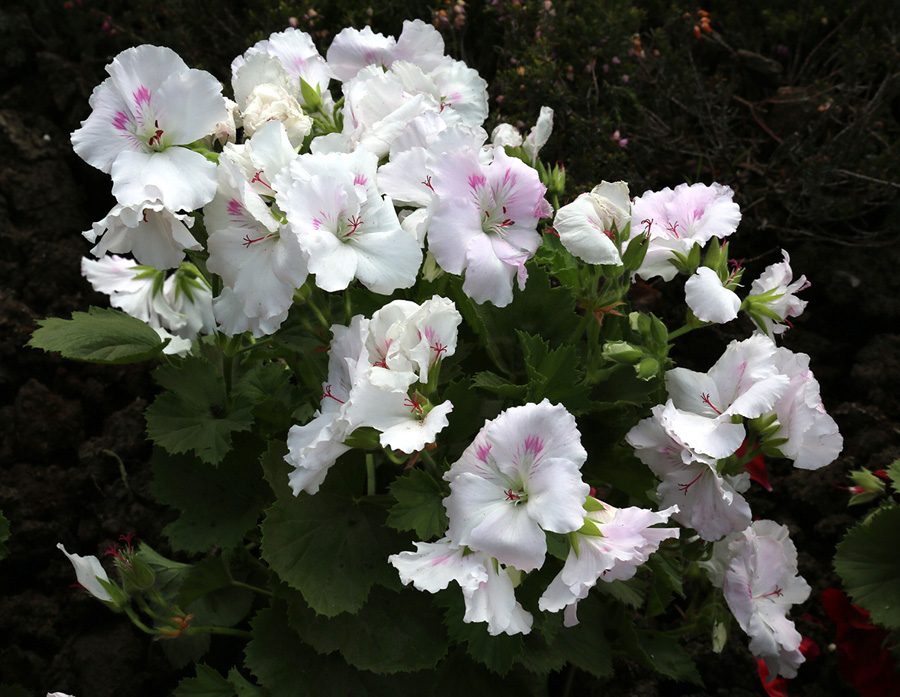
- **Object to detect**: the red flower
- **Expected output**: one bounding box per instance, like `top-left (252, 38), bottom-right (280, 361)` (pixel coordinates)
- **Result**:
top-left (756, 637), bottom-right (819, 696)
top-left (822, 588), bottom-right (900, 697)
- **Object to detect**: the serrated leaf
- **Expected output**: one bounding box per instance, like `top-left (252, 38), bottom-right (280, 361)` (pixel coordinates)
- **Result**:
top-left (634, 630), bottom-right (702, 685)
top-left (596, 577), bottom-right (646, 608)
top-left (387, 468), bottom-right (449, 540)
top-left (646, 552), bottom-right (684, 616)
top-left (177, 555), bottom-right (234, 607)
top-left (261, 458), bottom-right (402, 616)
top-left (227, 669), bottom-right (265, 697)
top-left (27, 305), bottom-right (168, 363)
top-left (550, 594), bottom-right (614, 678)
top-left (245, 603), bottom-right (369, 697)
top-left (440, 590), bottom-right (523, 675)
top-left (287, 585), bottom-right (448, 674)
top-left (835, 505), bottom-right (900, 630)
top-left (152, 439), bottom-right (270, 554)
top-left (174, 664), bottom-right (235, 697)
top-left (146, 356), bottom-right (255, 465)
top-left (518, 331), bottom-right (592, 413)
top-left (471, 371), bottom-right (528, 399)
top-left (888, 460), bottom-right (900, 494)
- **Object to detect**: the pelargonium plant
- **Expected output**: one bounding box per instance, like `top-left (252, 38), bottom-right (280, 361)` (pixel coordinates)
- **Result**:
top-left (30, 19), bottom-right (843, 696)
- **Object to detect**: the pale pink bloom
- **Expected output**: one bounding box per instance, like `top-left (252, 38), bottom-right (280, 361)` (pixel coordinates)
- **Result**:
top-left (632, 183), bottom-right (741, 281)
top-left (84, 200), bottom-right (201, 270)
top-left (444, 400), bottom-right (590, 572)
top-left (768, 347), bottom-right (842, 470)
top-left (213, 287), bottom-right (288, 339)
top-left (426, 56), bottom-right (489, 128)
top-left (684, 267), bottom-right (741, 324)
top-left (539, 501), bottom-right (679, 624)
top-left (205, 156), bottom-right (307, 326)
top-left (664, 333), bottom-right (790, 459)
top-left (57, 543), bottom-right (112, 602)
top-left (276, 149), bottom-right (422, 294)
top-left (626, 402), bottom-right (752, 541)
top-left (235, 27), bottom-right (333, 107)
top-left (747, 250), bottom-right (809, 336)
top-left (721, 521), bottom-right (811, 679)
top-left (326, 20), bottom-right (445, 82)
top-left (553, 181), bottom-right (630, 265)
top-left (71, 45), bottom-right (226, 211)
top-left (427, 146), bottom-right (551, 307)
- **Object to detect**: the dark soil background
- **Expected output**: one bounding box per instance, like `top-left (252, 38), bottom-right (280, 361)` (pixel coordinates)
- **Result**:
top-left (1, 1), bottom-right (899, 695)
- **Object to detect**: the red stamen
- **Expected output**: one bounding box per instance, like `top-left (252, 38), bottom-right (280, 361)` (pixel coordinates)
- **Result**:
top-left (321, 385), bottom-right (345, 404)
top-left (678, 472), bottom-right (704, 495)
top-left (666, 221), bottom-right (680, 238)
top-left (242, 233), bottom-right (274, 248)
top-left (504, 488), bottom-right (521, 502)
top-left (104, 543), bottom-right (123, 561)
top-left (250, 171), bottom-right (273, 190)
top-left (755, 586), bottom-right (784, 600)
top-left (423, 175), bottom-right (435, 192)
top-left (700, 392), bottom-right (722, 415)
top-left (431, 342), bottom-right (448, 361)
top-left (346, 215), bottom-right (363, 235)
top-left (119, 532), bottom-right (136, 555)
top-left (147, 120), bottom-right (164, 147)
top-left (641, 218), bottom-right (654, 234)
top-left (404, 394), bottom-right (425, 413)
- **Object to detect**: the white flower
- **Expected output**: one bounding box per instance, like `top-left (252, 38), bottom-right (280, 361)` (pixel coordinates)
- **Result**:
top-left (427, 146), bottom-right (551, 307)
top-left (721, 521), bottom-right (811, 679)
top-left (625, 402), bottom-right (752, 541)
top-left (389, 538), bottom-right (532, 636)
top-left (491, 123), bottom-right (523, 149)
top-left (444, 400), bottom-right (590, 572)
top-left (71, 45), bottom-right (226, 211)
top-left (684, 267), bottom-right (741, 324)
top-left (84, 200), bottom-right (201, 270)
top-left (523, 106), bottom-right (553, 164)
top-left (326, 20), bottom-right (446, 82)
top-left (553, 181), bottom-right (630, 265)
top-left (746, 251), bottom-right (809, 336)
top-left (664, 333), bottom-right (790, 459)
top-left (539, 501), bottom-right (679, 625)
top-left (277, 149), bottom-right (422, 294)
top-left (632, 183), bottom-right (741, 281)
top-left (57, 543), bottom-right (112, 602)
top-left (205, 155), bottom-right (307, 327)
top-left (767, 347), bottom-right (842, 470)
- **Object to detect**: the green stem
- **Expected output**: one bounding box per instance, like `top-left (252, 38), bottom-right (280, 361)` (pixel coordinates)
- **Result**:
top-left (345, 290), bottom-right (353, 324)
top-left (185, 625), bottom-right (253, 639)
top-left (231, 580), bottom-right (274, 597)
top-left (124, 606), bottom-right (157, 635)
top-left (668, 323), bottom-right (699, 340)
top-left (306, 295), bottom-right (330, 330)
top-left (366, 453), bottom-right (376, 497)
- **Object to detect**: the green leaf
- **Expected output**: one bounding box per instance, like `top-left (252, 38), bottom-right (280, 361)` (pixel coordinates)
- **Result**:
top-left (835, 504), bottom-right (900, 629)
top-left (287, 585), bottom-right (448, 674)
top-left (0, 686), bottom-right (31, 697)
top-left (174, 664), bottom-right (235, 697)
top-left (0, 510), bottom-right (9, 561)
top-left (471, 371), bottom-right (528, 399)
top-left (152, 438), bottom-right (270, 554)
top-left (146, 355), bottom-right (255, 465)
top-left (887, 459), bottom-right (900, 494)
top-left (227, 669), bottom-right (265, 697)
top-left (176, 555), bottom-right (234, 607)
top-left (518, 331), bottom-right (592, 413)
top-left (261, 457), bottom-right (402, 616)
top-left (646, 551), bottom-right (684, 616)
top-left (439, 590), bottom-right (524, 675)
top-left (550, 594), bottom-right (614, 679)
top-left (245, 603), bottom-right (368, 697)
top-left (386, 468), bottom-right (449, 540)
top-left (634, 630), bottom-right (702, 685)
top-left (27, 305), bottom-right (169, 363)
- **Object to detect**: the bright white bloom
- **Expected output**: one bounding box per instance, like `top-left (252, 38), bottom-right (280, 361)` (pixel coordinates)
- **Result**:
top-left (444, 400), bottom-right (590, 572)
top-left (428, 146), bottom-right (551, 307)
top-left (206, 155), bottom-right (307, 326)
top-left (57, 543), bottom-right (112, 602)
top-left (204, 96), bottom-right (239, 148)
top-left (539, 500), bottom-right (679, 625)
top-left (326, 20), bottom-right (446, 82)
top-left (232, 53), bottom-right (312, 148)
top-left (721, 521), bottom-right (811, 679)
top-left (746, 251), bottom-right (809, 336)
top-left (767, 347), bottom-right (842, 470)
top-left (491, 123), bottom-right (523, 149)
top-left (664, 333), bottom-right (790, 459)
top-left (684, 267), bottom-right (741, 324)
top-left (389, 538), bottom-right (532, 636)
top-left (84, 200), bottom-right (200, 270)
top-left (71, 45), bottom-right (226, 211)
top-left (221, 118), bottom-right (297, 197)
top-left (213, 287), bottom-right (288, 339)
top-left (523, 106), bottom-right (553, 164)
top-left (235, 27), bottom-right (332, 108)
top-left (277, 149), bottom-right (422, 294)
top-left (626, 402), bottom-right (752, 541)
top-left (285, 316), bottom-right (371, 495)
top-left (47, 693), bottom-right (76, 697)
top-left (632, 183), bottom-right (741, 281)
top-left (553, 181), bottom-right (630, 265)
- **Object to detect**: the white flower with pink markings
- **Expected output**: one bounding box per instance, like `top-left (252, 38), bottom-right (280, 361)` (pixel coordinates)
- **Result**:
top-left (746, 250), bottom-right (810, 336)
top-left (443, 400), bottom-right (590, 572)
top-left (71, 45), bottom-right (227, 211)
top-left (631, 182), bottom-right (741, 281)
top-left (427, 146), bottom-right (551, 307)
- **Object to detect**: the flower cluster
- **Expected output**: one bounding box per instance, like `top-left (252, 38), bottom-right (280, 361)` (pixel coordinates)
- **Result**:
top-left (390, 400), bottom-right (679, 635)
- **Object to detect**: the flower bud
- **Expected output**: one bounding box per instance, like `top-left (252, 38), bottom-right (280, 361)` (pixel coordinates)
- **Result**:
top-left (602, 341), bottom-right (644, 365)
